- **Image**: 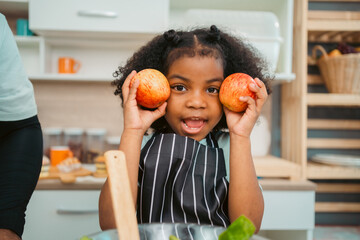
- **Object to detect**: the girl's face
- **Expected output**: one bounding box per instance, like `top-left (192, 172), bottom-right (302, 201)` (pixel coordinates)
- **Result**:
top-left (165, 56), bottom-right (224, 141)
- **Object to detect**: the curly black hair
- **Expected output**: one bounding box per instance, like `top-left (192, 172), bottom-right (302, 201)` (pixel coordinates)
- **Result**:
top-left (112, 25), bottom-right (272, 133)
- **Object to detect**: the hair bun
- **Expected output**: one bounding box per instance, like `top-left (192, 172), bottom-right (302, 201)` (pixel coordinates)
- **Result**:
top-left (163, 29), bottom-right (181, 45)
top-left (209, 25), bottom-right (221, 42)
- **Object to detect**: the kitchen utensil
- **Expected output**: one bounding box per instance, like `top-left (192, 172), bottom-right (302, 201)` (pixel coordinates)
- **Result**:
top-left (105, 150), bottom-right (140, 240)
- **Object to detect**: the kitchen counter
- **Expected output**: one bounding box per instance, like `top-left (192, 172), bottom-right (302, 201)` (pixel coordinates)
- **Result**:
top-left (28, 177), bottom-right (316, 240)
top-left (36, 176), bottom-right (106, 190)
top-left (36, 177), bottom-right (316, 191)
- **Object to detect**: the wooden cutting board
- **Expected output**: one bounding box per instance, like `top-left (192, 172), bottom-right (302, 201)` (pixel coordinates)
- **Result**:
top-left (39, 166), bottom-right (93, 183)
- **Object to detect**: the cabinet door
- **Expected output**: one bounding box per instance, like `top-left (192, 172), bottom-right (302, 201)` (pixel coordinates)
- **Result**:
top-left (23, 190), bottom-right (101, 240)
top-left (29, 0), bottom-right (169, 35)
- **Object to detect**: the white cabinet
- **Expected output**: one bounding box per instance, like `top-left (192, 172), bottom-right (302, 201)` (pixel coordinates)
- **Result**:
top-left (23, 184), bottom-right (315, 240)
top-left (2, 0), bottom-right (296, 83)
top-left (23, 190), bottom-right (101, 240)
top-left (29, 0), bottom-right (169, 37)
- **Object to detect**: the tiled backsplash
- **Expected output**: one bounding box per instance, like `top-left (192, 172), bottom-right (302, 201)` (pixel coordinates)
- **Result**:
top-left (33, 81), bottom-right (123, 137)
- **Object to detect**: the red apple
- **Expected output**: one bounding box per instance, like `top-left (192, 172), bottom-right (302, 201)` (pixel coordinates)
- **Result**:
top-left (219, 73), bottom-right (256, 112)
top-left (130, 69), bottom-right (170, 109)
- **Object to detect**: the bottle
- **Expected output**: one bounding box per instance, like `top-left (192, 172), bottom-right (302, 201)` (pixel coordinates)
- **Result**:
top-left (85, 128), bottom-right (107, 163)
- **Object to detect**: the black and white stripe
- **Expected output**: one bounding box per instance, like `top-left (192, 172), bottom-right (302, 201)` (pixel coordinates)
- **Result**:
top-left (137, 133), bottom-right (230, 227)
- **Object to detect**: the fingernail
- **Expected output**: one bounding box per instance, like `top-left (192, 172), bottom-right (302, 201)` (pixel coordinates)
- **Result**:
top-left (250, 83), bottom-right (256, 88)
top-left (239, 96), bottom-right (246, 101)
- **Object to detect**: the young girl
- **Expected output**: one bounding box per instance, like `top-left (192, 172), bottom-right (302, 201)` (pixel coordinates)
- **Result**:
top-left (99, 25), bottom-right (271, 233)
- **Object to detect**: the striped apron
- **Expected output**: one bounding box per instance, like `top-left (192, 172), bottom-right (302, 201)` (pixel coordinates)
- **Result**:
top-left (137, 133), bottom-right (230, 227)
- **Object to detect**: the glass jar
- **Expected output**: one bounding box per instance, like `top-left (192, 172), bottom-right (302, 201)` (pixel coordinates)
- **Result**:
top-left (85, 128), bottom-right (107, 163)
top-left (43, 127), bottom-right (63, 158)
top-left (105, 136), bottom-right (121, 152)
top-left (63, 128), bottom-right (84, 162)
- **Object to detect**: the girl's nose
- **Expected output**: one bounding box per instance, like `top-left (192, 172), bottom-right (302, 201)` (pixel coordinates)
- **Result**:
top-left (185, 90), bottom-right (207, 109)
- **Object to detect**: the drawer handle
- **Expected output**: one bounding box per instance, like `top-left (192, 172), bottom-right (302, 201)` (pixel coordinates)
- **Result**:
top-left (78, 10), bottom-right (118, 18)
top-left (57, 207), bottom-right (98, 215)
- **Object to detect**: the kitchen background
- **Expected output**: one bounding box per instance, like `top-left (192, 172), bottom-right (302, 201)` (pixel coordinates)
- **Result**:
top-left (1, 0), bottom-right (359, 239)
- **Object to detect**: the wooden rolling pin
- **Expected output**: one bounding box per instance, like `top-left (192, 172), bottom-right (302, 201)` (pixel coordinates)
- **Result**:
top-left (104, 150), bottom-right (140, 240)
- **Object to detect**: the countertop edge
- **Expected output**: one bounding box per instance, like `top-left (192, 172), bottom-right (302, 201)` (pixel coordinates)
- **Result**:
top-left (35, 178), bottom-right (317, 191)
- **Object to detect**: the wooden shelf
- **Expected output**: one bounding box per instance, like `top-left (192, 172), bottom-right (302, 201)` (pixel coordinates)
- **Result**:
top-left (308, 10), bottom-right (360, 21)
top-left (307, 119), bottom-right (360, 130)
top-left (316, 183), bottom-right (360, 193)
top-left (307, 10), bottom-right (360, 42)
top-left (307, 93), bottom-right (360, 107)
top-left (308, 19), bottom-right (360, 32)
top-left (315, 202), bottom-right (360, 213)
top-left (254, 155), bottom-right (301, 180)
top-left (307, 138), bottom-right (360, 149)
top-left (307, 162), bottom-right (360, 179)
top-left (308, 30), bottom-right (360, 43)
top-left (307, 74), bottom-right (323, 85)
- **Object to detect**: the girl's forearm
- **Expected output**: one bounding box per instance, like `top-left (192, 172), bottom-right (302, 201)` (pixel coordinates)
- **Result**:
top-left (98, 129), bottom-right (143, 230)
top-left (119, 129), bottom-right (144, 206)
top-left (99, 179), bottom-right (116, 230)
top-left (228, 134), bottom-right (264, 232)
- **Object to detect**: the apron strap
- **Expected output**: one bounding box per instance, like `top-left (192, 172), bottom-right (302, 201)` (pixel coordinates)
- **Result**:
top-left (206, 132), bottom-right (219, 148)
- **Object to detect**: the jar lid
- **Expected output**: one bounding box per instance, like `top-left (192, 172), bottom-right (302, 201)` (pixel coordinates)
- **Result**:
top-left (106, 136), bottom-right (120, 145)
top-left (43, 127), bottom-right (62, 135)
top-left (64, 128), bottom-right (84, 135)
top-left (86, 128), bottom-right (107, 136)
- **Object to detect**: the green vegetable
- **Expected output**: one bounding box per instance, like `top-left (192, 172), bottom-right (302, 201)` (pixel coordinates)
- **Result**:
top-left (79, 236), bottom-right (92, 240)
top-left (218, 215), bottom-right (256, 240)
top-left (169, 235), bottom-right (180, 240)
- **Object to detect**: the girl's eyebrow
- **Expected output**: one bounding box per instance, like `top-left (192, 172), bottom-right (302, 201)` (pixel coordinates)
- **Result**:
top-left (168, 74), bottom-right (223, 83)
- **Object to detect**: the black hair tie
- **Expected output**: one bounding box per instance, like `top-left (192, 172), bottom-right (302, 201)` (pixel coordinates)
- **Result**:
top-left (163, 29), bottom-right (181, 45)
top-left (209, 25), bottom-right (221, 42)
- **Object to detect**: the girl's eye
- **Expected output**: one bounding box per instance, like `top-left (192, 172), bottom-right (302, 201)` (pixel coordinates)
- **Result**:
top-left (171, 85), bottom-right (186, 92)
top-left (207, 87), bottom-right (219, 94)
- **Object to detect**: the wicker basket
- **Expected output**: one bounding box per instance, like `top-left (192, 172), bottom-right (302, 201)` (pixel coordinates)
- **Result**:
top-left (312, 45), bottom-right (360, 94)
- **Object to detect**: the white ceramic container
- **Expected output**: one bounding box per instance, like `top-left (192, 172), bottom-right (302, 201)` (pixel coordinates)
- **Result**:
top-left (184, 9), bottom-right (283, 72)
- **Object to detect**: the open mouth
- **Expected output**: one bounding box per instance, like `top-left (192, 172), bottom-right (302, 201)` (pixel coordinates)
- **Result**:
top-left (182, 118), bottom-right (206, 134)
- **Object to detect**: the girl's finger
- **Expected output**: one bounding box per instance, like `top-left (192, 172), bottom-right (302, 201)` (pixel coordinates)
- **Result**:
top-left (122, 70), bottom-right (137, 100)
top-left (127, 77), bottom-right (140, 103)
top-left (240, 96), bottom-right (257, 114)
top-left (250, 78), bottom-right (267, 99)
top-left (153, 102), bottom-right (167, 119)
top-left (254, 77), bottom-right (266, 88)
top-left (250, 78), bottom-right (268, 110)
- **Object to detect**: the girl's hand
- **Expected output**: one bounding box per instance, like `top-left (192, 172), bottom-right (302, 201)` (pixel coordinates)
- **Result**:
top-left (224, 78), bottom-right (268, 137)
top-left (122, 70), bottom-right (167, 134)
